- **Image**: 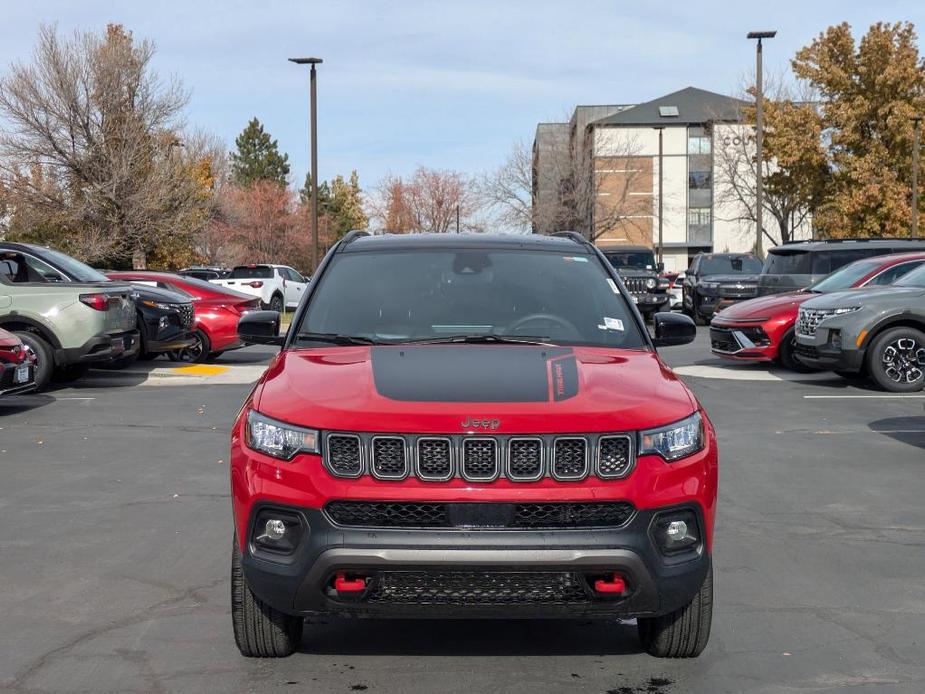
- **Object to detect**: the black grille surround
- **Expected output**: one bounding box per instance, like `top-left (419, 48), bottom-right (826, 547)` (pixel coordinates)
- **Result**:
top-left (324, 500), bottom-right (636, 530)
top-left (176, 303), bottom-right (194, 329)
top-left (366, 571), bottom-right (591, 605)
top-left (322, 431), bottom-right (635, 482)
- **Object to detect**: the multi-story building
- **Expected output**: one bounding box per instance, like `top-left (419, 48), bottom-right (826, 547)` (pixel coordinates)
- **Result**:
top-left (532, 86), bottom-right (811, 271)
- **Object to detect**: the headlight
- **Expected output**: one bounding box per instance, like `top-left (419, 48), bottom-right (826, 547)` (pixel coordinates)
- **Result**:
top-left (639, 412), bottom-right (704, 462)
top-left (141, 299), bottom-right (176, 310)
top-left (244, 410), bottom-right (319, 460)
top-left (700, 282), bottom-right (719, 290)
top-left (832, 306), bottom-right (861, 315)
top-left (645, 278), bottom-right (657, 290)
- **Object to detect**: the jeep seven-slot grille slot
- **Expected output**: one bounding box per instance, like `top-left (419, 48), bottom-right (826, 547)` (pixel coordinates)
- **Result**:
top-left (322, 432), bottom-right (635, 482)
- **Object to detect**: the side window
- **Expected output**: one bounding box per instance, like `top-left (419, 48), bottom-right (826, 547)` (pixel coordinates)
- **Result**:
top-left (0, 252), bottom-right (66, 282)
top-left (23, 254), bottom-right (67, 282)
top-left (867, 261), bottom-right (925, 286)
top-left (286, 268), bottom-right (305, 283)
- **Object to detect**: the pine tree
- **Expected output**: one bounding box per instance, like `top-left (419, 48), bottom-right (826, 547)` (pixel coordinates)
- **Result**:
top-left (299, 172), bottom-right (332, 209)
top-left (327, 170), bottom-right (369, 238)
top-left (230, 117), bottom-right (290, 187)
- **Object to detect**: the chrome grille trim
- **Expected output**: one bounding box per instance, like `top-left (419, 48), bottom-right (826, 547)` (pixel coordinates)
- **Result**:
top-left (796, 308), bottom-right (833, 338)
top-left (415, 437), bottom-right (454, 481)
top-left (460, 437), bottom-right (500, 482)
top-left (506, 437), bottom-right (545, 482)
top-left (321, 432), bottom-right (636, 483)
top-left (370, 436), bottom-right (409, 480)
top-left (551, 437), bottom-right (589, 481)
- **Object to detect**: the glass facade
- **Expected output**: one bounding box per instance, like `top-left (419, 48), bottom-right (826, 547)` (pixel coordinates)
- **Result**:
top-left (687, 127), bottom-right (713, 246)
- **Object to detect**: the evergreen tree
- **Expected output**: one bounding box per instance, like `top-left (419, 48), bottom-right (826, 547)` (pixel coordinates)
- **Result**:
top-left (299, 172), bottom-right (332, 209)
top-left (327, 170), bottom-right (368, 238)
top-left (230, 117), bottom-right (290, 187)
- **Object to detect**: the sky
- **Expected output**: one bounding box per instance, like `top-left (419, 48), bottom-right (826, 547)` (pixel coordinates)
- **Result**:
top-left (2, 0), bottom-right (924, 192)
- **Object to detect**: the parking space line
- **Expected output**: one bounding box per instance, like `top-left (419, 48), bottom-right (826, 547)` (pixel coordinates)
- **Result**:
top-left (803, 394), bottom-right (925, 399)
top-left (170, 364), bottom-right (230, 376)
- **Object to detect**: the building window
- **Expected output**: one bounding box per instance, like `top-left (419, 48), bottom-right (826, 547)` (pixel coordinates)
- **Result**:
top-left (689, 136), bottom-right (711, 154)
top-left (688, 172), bottom-right (711, 189)
top-left (688, 208), bottom-right (712, 226)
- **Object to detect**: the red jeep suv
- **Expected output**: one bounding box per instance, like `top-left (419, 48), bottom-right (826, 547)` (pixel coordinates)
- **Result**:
top-left (230, 232), bottom-right (716, 659)
top-left (710, 252), bottom-right (925, 370)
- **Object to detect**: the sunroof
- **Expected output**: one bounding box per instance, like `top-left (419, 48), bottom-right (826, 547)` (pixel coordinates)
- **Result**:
top-left (658, 106), bottom-right (679, 117)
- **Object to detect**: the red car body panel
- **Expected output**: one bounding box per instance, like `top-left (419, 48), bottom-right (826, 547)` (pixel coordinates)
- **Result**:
top-left (106, 271), bottom-right (261, 353)
top-left (230, 345), bottom-right (718, 553)
top-left (711, 252), bottom-right (925, 362)
top-left (0, 327), bottom-right (37, 395)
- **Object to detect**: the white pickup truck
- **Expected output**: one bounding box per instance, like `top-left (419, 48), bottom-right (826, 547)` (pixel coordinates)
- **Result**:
top-left (210, 264), bottom-right (309, 312)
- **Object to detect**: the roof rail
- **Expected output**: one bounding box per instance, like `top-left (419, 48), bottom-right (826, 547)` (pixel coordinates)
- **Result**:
top-left (340, 229), bottom-right (371, 246)
top-left (549, 231), bottom-right (591, 245)
top-left (782, 236), bottom-right (923, 245)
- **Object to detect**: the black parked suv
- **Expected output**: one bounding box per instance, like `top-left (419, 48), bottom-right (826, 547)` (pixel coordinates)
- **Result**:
top-left (117, 284), bottom-right (196, 364)
top-left (758, 238), bottom-right (925, 296)
top-left (682, 253), bottom-right (763, 324)
top-left (599, 246), bottom-right (670, 320)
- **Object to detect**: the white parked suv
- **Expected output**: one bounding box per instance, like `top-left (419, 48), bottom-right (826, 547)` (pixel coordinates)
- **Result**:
top-left (211, 264), bottom-right (309, 312)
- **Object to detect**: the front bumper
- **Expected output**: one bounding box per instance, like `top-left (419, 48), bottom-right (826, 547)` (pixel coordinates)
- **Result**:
top-left (709, 324), bottom-right (775, 362)
top-left (794, 325), bottom-right (865, 372)
top-left (0, 360), bottom-right (36, 395)
top-left (55, 330), bottom-right (141, 366)
top-left (147, 334), bottom-right (197, 353)
top-left (240, 504), bottom-right (710, 620)
top-left (632, 293), bottom-right (671, 313)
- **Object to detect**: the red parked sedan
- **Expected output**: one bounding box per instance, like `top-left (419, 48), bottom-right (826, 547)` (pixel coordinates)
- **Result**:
top-left (106, 272), bottom-right (261, 362)
top-left (0, 327), bottom-right (37, 395)
top-left (710, 252), bottom-right (925, 370)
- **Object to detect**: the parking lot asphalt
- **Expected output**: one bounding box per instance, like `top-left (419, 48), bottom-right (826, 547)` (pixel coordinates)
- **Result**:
top-left (1, 328), bottom-right (924, 694)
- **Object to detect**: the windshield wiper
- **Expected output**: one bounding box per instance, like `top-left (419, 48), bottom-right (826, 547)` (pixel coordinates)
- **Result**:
top-left (401, 334), bottom-right (553, 346)
top-left (294, 332), bottom-right (381, 345)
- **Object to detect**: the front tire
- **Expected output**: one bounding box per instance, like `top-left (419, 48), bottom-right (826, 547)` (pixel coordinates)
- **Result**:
top-left (777, 328), bottom-right (816, 373)
top-left (167, 329), bottom-right (211, 364)
top-left (638, 564), bottom-right (713, 658)
top-left (231, 538), bottom-right (302, 658)
top-left (268, 294), bottom-right (284, 313)
top-left (867, 327), bottom-right (925, 393)
top-left (13, 331), bottom-right (54, 391)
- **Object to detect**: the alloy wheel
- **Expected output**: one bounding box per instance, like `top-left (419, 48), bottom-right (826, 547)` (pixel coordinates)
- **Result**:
top-left (882, 337), bottom-right (925, 384)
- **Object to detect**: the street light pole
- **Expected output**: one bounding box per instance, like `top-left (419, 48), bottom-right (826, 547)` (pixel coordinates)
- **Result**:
top-left (289, 56), bottom-right (323, 271)
top-left (653, 126), bottom-right (665, 267)
top-left (913, 116), bottom-right (922, 238)
top-left (747, 30), bottom-right (776, 257)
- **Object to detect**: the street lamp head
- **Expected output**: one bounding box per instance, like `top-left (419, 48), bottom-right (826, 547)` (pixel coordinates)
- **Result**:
top-left (289, 57), bottom-right (323, 65)
top-left (747, 31), bottom-right (777, 39)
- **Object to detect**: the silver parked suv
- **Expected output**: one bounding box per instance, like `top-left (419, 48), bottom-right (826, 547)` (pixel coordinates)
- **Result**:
top-left (793, 262), bottom-right (925, 392)
top-left (0, 243), bottom-right (138, 390)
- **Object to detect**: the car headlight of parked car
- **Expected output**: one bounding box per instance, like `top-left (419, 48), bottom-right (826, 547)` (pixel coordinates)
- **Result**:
top-left (831, 306), bottom-right (862, 316)
top-left (141, 299), bottom-right (178, 310)
top-left (245, 410), bottom-right (319, 460)
top-left (645, 278), bottom-right (657, 290)
top-left (699, 282), bottom-right (719, 294)
top-left (639, 412), bottom-right (704, 461)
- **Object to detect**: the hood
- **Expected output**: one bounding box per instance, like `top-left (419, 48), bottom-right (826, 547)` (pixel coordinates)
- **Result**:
top-left (254, 344), bottom-right (696, 434)
top-left (701, 273), bottom-right (761, 284)
top-left (131, 284), bottom-right (189, 305)
top-left (714, 291), bottom-right (809, 320)
top-left (802, 285), bottom-right (925, 310)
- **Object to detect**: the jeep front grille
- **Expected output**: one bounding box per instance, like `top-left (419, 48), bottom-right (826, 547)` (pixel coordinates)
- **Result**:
top-left (622, 276), bottom-right (647, 294)
top-left (366, 571), bottom-right (591, 605)
top-left (324, 500), bottom-right (636, 529)
top-left (322, 432), bottom-right (635, 482)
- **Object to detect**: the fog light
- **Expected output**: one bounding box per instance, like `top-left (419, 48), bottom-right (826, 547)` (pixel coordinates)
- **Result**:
top-left (159, 315), bottom-right (169, 330)
top-left (265, 519), bottom-right (286, 541)
top-left (829, 329), bottom-right (842, 349)
top-left (252, 509), bottom-right (305, 554)
top-left (652, 510), bottom-right (700, 556)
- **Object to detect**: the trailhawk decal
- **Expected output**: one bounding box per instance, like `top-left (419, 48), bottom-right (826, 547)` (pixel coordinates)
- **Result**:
top-left (370, 345), bottom-right (579, 403)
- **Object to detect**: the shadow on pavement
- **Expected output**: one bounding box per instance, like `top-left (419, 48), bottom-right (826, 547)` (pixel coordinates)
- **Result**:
top-left (0, 392), bottom-right (56, 414)
top-left (298, 618), bottom-right (643, 657)
top-left (869, 416), bottom-right (925, 450)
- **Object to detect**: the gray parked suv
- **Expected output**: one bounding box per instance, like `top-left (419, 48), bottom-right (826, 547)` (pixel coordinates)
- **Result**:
top-left (793, 263), bottom-right (925, 392)
top-left (759, 238), bottom-right (925, 296)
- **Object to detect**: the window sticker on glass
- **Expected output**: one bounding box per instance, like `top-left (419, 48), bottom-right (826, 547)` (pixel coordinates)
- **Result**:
top-left (606, 278), bottom-right (619, 294)
top-left (563, 256), bottom-right (588, 263)
top-left (598, 317), bottom-right (624, 331)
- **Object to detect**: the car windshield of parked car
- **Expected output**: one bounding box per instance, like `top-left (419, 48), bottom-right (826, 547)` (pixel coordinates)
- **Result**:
top-left (229, 266), bottom-right (273, 279)
top-left (700, 255), bottom-right (762, 275)
top-left (893, 264), bottom-right (925, 288)
top-left (298, 249), bottom-right (647, 349)
top-left (763, 250), bottom-right (811, 275)
top-left (604, 251), bottom-right (656, 270)
top-left (34, 247), bottom-right (109, 283)
top-left (809, 259), bottom-right (883, 292)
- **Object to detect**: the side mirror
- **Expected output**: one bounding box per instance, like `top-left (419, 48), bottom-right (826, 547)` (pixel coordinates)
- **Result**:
top-left (657, 261), bottom-right (665, 273)
top-left (238, 310), bottom-right (284, 346)
top-left (652, 312), bottom-right (697, 347)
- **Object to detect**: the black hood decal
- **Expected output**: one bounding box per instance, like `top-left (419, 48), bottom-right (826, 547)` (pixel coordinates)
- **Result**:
top-left (371, 345), bottom-right (578, 403)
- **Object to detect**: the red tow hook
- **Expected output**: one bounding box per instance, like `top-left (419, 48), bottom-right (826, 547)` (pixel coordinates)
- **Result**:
top-left (594, 573), bottom-right (627, 595)
top-left (334, 572), bottom-right (367, 593)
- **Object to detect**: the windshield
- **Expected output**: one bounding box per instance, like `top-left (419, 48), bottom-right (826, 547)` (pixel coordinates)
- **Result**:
top-left (41, 247), bottom-right (109, 282)
top-left (809, 259), bottom-right (882, 292)
top-left (764, 251), bottom-right (811, 275)
top-left (700, 255), bottom-right (762, 275)
top-left (229, 266), bottom-right (273, 279)
top-left (603, 251), bottom-right (656, 271)
top-left (894, 264), bottom-right (925, 288)
top-left (297, 249), bottom-right (647, 349)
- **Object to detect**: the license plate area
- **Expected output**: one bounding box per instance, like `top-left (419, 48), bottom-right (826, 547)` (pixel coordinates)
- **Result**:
top-left (14, 364), bottom-right (31, 383)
